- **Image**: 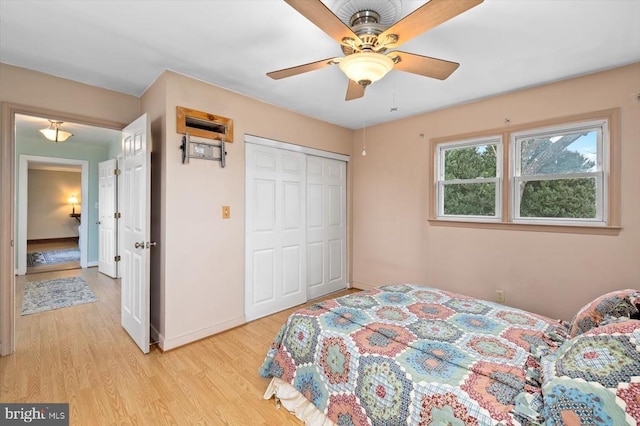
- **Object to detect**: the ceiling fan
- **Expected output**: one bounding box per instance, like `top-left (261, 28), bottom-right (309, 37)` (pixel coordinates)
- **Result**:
top-left (267, 0), bottom-right (483, 101)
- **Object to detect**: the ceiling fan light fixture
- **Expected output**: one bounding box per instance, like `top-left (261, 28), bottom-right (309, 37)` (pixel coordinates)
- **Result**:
top-left (339, 52), bottom-right (394, 86)
top-left (39, 120), bottom-right (73, 142)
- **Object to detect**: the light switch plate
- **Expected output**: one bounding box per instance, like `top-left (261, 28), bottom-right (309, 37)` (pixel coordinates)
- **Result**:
top-left (222, 206), bottom-right (230, 219)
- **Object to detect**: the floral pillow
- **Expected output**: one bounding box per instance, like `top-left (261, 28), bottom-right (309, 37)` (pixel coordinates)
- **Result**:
top-left (569, 289), bottom-right (639, 338)
top-left (540, 319), bottom-right (640, 425)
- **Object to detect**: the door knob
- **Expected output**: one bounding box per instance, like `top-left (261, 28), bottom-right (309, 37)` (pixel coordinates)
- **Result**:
top-left (134, 241), bottom-right (145, 249)
top-left (146, 242), bottom-right (157, 248)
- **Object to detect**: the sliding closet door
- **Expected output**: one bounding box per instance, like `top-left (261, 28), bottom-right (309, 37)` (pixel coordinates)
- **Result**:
top-left (245, 144), bottom-right (307, 321)
top-left (306, 156), bottom-right (347, 299)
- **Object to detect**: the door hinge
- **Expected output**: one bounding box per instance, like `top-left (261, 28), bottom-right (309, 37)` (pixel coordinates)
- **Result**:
top-left (114, 212), bottom-right (121, 219)
top-left (115, 255), bottom-right (121, 262)
top-left (114, 168), bottom-right (121, 176)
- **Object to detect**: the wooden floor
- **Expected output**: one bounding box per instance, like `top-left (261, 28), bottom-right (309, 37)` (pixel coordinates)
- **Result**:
top-left (0, 268), bottom-right (358, 425)
top-left (26, 239), bottom-right (80, 275)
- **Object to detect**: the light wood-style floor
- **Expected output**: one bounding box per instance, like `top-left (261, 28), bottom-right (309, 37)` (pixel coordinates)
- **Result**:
top-left (0, 268), bottom-right (358, 425)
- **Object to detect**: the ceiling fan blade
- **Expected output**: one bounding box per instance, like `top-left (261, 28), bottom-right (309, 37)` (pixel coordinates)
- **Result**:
top-left (377, 0), bottom-right (483, 49)
top-left (285, 0), bottom-right (362, 47)
top-left (346, 79), bottom-right (365, 101)
top-left (390, 51), bottom-right (459, 80)
top-left (267, 57), bottom-right (338, 80)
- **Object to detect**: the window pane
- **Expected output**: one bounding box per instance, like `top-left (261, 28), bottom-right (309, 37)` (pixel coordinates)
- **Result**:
top-left (443, 183), bottom-right (496, 216)
top-left (519, 130), bottom-right (598, 176)
top-left (444, 144), bottom-right (497, 180)
top-left (519, 178), bottom-right (596, 218)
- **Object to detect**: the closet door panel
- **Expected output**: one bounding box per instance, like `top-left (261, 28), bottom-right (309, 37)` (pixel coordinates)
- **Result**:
top-left (245, 144), bottom-right (306, 321)
top-left (307, 156), bottom-right (347, 299)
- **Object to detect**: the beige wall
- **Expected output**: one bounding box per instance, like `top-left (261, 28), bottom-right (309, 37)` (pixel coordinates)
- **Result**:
top-left (27, 169), bottom-right (81, 240)
top-left (351, 63), bottom-right (640, 321)
top-left (0, 64), bottom-right (140, 125)
top-left (142, 70), bottom-right (353, 350)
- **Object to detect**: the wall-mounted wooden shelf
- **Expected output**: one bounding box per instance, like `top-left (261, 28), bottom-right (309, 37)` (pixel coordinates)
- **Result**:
top-left (176, 106), bottom-right (233, 142)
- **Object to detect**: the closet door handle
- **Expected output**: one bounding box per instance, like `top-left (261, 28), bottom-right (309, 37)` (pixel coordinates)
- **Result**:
top-left (134, 241), bottom-right (144, 249)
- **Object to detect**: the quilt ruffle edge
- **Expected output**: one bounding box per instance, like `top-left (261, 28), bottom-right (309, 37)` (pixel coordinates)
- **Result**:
top-left (263, 377), bottom-right (335, 426)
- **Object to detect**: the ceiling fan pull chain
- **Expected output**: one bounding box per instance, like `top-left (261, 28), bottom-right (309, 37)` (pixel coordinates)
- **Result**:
top-left (362, 110), bottom-right (367, 157)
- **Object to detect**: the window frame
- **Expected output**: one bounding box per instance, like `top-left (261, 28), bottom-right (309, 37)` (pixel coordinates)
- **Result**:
top-left (435, 136), bottom-right (503, 222)
top-left (428, 108), bottom-right (621, 235)
top-left (510, 119), bottom-right (608, 226)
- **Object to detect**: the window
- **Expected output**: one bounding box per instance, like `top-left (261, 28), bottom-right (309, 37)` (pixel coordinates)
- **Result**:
top-left (436, 137), bottom-right (502, 220)
top-left (512, 120), bottom-right (606, 225)
top-left (430, 109), bottom-right (620, 233)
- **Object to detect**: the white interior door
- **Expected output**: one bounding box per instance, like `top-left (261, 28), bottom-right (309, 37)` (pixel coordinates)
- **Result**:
top-left (306, 156), bottom-right (347, 299)
top-left (98, 159), bottom-right (117, 278)
top-left (116, 153), bottom-right (124, 279)
top-left (245, 143), bottom-right (306, 321)
top-left (121, 114), bottom-right (151, 354)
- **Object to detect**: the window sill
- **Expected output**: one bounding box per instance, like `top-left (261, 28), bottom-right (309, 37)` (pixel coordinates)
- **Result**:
top-left (428, 218), bottom-right (622, 236)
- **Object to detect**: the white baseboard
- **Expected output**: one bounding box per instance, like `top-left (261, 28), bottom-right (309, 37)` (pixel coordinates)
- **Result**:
top-left (87, 260), bottom-right (98, 267)
top-left (158, 315), bottom-right (246, 351)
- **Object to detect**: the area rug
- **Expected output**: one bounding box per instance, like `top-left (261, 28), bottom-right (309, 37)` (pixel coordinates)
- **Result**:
top-left (27, 248), bottom-right (80, 267)
top-left (21, 276), bottom-right (97, 315)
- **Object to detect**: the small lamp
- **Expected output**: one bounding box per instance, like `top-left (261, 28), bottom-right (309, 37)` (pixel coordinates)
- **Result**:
top-left (40, 120), bottom-right (73, 143)
top-left (68, 195), bottom-right (80, 222)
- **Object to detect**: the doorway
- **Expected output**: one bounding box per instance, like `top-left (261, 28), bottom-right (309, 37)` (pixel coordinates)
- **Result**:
top-left (17, 154), bottom-right (89, 276)
top-left (0, 104), bottom-right (124, 356)
top-left (24, 162), bottom-right (84, 274)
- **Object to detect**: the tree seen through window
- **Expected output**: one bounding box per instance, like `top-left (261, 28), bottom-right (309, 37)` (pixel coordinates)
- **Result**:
top-left (442, 133), bottom-right (596, 218)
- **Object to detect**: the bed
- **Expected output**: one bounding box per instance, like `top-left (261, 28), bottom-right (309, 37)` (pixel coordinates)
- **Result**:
top-left (259, 284), bottom-right (640, 425)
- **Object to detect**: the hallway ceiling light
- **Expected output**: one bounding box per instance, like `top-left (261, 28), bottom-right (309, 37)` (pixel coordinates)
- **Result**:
top-left (39, 120), bottom-right (73, 142)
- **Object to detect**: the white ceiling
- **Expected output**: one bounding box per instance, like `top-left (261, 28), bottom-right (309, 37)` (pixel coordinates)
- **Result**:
top-left (1, 0), bottom-right (639, 130)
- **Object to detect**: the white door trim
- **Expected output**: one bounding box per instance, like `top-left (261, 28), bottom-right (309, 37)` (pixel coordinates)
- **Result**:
top-left (245, 134), bottom-right (350, 163)
top-left (17, 155), bottom-right (89, 275)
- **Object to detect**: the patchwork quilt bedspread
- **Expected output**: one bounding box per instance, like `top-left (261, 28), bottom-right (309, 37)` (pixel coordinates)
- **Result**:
top-left (259, 284), bottom-right (569, 425)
